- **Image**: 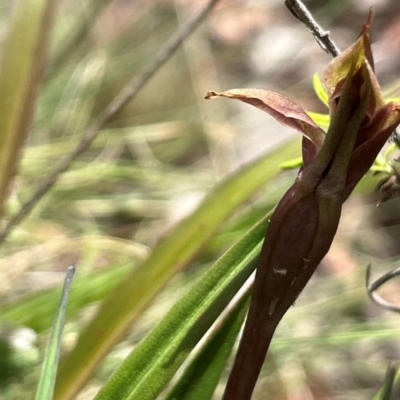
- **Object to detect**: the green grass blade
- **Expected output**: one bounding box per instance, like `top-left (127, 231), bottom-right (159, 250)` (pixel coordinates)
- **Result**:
top-left (0, 0), bottom-right (57, 215)
top-left (35, 266), bottom-right (76, 400)
top-left (164, 281), bottom-right (252, 400)
top-left (94, 214), bottom-right (268, 400)
top-left (54, 139), bottom-right (301, 400)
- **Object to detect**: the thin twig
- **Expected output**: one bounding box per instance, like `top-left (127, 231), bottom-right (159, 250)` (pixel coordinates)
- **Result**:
top-left (0, 0), bottom-right (222, 244)
top-left (284, 0), bottom-right (340, 57)
top-left (366, 264), bottom-right (400, 313)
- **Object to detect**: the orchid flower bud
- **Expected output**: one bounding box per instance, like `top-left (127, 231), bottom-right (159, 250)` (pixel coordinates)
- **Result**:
top-left (206, 14), bottom-right (400, 400)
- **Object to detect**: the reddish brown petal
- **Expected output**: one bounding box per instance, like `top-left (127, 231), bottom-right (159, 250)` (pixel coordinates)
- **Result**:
top-left (355, 104), bottom-right (399, 148)
top-left (205, 89), bottom-right (325, 153)
top-left (344, 105), bottom-right (400, 200)
top-left (358, 9), bottom-right (375, 70)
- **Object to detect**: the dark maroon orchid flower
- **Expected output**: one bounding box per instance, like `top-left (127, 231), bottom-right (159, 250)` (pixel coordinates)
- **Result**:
top-left (206, 16), bottom-right (400, 400)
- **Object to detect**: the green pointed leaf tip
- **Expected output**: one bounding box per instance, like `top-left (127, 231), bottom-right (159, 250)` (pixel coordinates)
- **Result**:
top-left (35, 266), bottom-right (76, 400)
top-left (0, 263), bottom-right (131, 332)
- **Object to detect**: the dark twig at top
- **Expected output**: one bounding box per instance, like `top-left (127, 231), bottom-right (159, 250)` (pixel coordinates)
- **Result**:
top-left (0, 0), bottom-right (222, 245)
top-left (366, 264), bottom-right (400, 313)
top-left (284, 0), bottom-right (340, 57)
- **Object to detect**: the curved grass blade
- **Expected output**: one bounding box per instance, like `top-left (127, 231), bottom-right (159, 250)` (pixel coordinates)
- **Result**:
top-left (94, 214), bottom-right (269, 400)
top-left (35, 266), bottom-right (76, 400)
top-left (164, 280), bottom-right (252, 400)
top-left (54, 139), bottom-right (301, 400)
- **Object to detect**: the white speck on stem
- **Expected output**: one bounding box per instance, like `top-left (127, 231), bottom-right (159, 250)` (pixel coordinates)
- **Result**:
top-left (303, 258), bottom-right (311, 268)
top-left (269, 297), bottom-right (280, 316)
top-left (275, 268), bottom-right (287, 275)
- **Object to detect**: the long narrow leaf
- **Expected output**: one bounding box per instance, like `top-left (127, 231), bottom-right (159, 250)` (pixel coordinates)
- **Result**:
top-left (35, 266), bottom-right (76, 400)
top-left (0, 0), bottom-right (57, 215)
top-left (164, 281), bottom-right (252, 400)
top-left (54, 139), bottom-right (301, 400)
top-left (94, 213), bottom-right (269, 400)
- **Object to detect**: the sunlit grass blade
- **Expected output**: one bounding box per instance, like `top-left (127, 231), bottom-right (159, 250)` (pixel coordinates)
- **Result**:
top-left (54, 139), bottom-right (301, 400)
top-left (372, 363), bottom-right (397, 400)
top-left (0, 0), bottom-right (57, 215)
top-left (93, 213), bottom-right (269, 400)
top-left (35, 266), bottom-right (76, 400)
top-left (164, 280), bottom-right (252, 400)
